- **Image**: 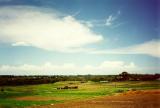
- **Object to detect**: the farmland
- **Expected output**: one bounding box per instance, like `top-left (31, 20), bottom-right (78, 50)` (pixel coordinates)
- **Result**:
top-left (0, 81), bottom-right (160, 108)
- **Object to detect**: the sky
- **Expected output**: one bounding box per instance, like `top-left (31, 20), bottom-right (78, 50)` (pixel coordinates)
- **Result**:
top-left (0, 0), bottom-right (159, 75)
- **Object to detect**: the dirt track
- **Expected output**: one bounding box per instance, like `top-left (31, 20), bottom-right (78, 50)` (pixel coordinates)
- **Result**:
top-left (29, 89), bottom-right (160, 108)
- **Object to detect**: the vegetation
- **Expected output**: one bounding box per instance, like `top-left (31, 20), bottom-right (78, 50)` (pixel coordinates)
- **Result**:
top-left (0, 72), bottom-right (159, 107)
top-left (0, 80), bottom-right (159, 107)
top-left (0, 72), bottom-right (159, 86)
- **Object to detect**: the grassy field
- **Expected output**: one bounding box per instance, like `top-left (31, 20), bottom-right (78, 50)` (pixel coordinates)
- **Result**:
top-left (0, 81), bottom-right (159, 108)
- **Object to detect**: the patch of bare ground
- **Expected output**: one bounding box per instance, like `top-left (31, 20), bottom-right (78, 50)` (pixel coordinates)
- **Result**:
top-left (14, 96), bottom-right (65, 101)
top-left (29, 89), bottom-right (160, 108)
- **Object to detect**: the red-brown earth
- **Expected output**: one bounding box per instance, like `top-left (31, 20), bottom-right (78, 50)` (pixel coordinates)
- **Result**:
top-left (26, 89), bottom-right (160, 108)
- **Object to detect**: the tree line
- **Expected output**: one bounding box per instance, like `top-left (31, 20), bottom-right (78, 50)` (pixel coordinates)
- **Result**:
top-left (0, 72), bottom-right (159, 86)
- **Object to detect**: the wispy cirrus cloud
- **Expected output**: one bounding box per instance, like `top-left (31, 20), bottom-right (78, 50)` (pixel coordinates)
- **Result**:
top-left (105, 15), bottom-right (116, 26)
top-left (105, 10), bottom-right (121, 27)
top-left (91, 40), bottom-right (160, 58)
top-left (83, 10), bottom-right (122, 28)
top-left (0, 6), bottom-right (103, 52)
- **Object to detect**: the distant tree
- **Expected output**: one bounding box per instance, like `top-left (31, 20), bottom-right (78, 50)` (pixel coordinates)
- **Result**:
top-left (119, 71), bottom-right (130, 81)
top-left (1, 88), bottom-right (4, 92)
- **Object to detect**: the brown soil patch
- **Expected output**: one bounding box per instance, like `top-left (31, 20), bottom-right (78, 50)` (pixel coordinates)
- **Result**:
top-left (120, 89), bottom-right (160, 96)
top-left (29, 89), bottom-right (160, 108)
top-left (15, 96), bottom-right (65, 101)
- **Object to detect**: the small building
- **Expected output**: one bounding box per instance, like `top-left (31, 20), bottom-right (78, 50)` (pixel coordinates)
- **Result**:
top-left (157, 78), bottom-right (160, 81)
top-left (100, 81), bottom-right (109, 83)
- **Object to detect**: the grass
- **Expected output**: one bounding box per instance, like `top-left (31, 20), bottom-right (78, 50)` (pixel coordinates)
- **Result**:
top-left (0, 99), bottom-right (62, 108)
top-left (0, 81), bottom-right (159, 107)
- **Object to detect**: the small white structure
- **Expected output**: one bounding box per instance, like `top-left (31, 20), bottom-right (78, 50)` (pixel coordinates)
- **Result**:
top-left (100, 81), bottom-right (109, 83)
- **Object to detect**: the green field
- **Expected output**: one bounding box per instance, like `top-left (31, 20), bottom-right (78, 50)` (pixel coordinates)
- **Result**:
top-left (0, 81), bottom-right (160, 108)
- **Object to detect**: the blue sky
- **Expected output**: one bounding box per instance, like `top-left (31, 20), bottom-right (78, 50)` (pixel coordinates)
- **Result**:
top-left (0, 0), bottom-right (159, 75)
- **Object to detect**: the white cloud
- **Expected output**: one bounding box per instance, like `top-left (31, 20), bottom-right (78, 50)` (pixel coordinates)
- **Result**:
top-left (0, 6), bottom-right (158, 58)
top-left (0, 6), bottom-right (103, 52)
top-left (105, 15), bottom-right (116, 26)
top-left (79, 10), bottom-right (122, 28)
top-left (0, 61), bottom-right (138, 75)
top-left (84, 21), bottom-right (94, 28)
top-left (90, 40), bottom-right (160, 58)
top-left (105, 10), bottom-right (122, 27)
top-left (12, 42), bottom-right (30, 46)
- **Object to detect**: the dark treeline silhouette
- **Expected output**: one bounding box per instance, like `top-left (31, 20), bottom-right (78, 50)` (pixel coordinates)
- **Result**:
top-left (115, 72), bottom-right (160, 81)
top-left (0, 72), bottom-right (159, 86)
